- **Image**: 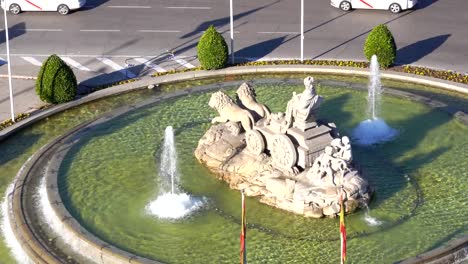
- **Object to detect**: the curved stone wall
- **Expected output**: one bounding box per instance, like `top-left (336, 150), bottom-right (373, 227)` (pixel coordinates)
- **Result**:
top-left (1, 67), bottom-right (467, 263)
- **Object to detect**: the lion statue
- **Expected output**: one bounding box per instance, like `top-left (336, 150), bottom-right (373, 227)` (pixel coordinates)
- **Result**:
top-left (209, 91), bottom-right (255, 132)
top-left (236, 83), bottom-right (271, 121)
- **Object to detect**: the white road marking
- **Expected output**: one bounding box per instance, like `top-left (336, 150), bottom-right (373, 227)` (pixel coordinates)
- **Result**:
top-left (173, 57), bottom-right (195, 69)
top-left (0, 57), bottom-right (7, 65)
top-left (137, 30), bottom-right (181, 33)
top-left (165, 6), bottom-right (211, 9)
top-left (257, 31), bottom-right (299, 34)
top-left (96, 57), bottom-right (137, 78)
top-left (80, 29), bottom-right (121, 32)
top-left (18, 29), bottom-right (63, 32)
top-left (134, 58), bottom-right (167, 73)
top-left (21, 57), bottom-right (42, 66)
top-left (61, 57), bottom-right (91, 71)
top-left (108, 6), bottom-right (151, 8)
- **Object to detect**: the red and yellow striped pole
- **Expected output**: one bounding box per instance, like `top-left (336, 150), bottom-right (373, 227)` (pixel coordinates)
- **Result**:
top-left (340, 189), bottom-right (347, 264)
top-left (240, 190), bottom-right (247, 264)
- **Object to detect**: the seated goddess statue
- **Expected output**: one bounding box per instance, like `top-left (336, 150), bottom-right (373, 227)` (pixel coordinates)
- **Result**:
top-left (284, 76), bottom-right (323, 129)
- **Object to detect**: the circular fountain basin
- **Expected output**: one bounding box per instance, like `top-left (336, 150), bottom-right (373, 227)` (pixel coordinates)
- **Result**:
top-left (1, 74), bottom-right (467, 264)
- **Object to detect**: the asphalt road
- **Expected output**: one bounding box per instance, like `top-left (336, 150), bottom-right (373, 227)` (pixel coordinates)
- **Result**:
top-left (0, 0), bottom-right (467, 122)
top-left (0, 0), bottom-right (466, 74)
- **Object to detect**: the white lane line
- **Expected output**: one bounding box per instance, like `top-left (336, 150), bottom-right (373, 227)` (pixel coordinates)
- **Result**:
top-left (0, 57), bottom-right (7, 65)
top-left (80, 29), bottom-right (121, 32)
top-left (137, 30), bottom-right (181, 33)
top-left (96, 57), bottom-right (137, 78)
top-left (61, 57), bottom-right (91, 71)
top-left (173, 57), bottom-right (195, 69)
top-left (22, 57), bottom-right (42, 66)
top-left (134, 58), bottom-right (167, 73)
top-left (108, 6), bottom-right (151, 8)
top-left (16, 29), bottom-right (63, 32)
top-left (257, 31), bottom-right (299, 34)
top-left (165, 6), bottom-right (211, 9)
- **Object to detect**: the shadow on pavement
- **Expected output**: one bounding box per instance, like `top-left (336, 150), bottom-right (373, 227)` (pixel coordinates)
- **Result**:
top-left (181, 0), bottom-right (281, 39)
top-left (415, 0), bottom-right (439, 10)
top-left (396, 34), bottom-right (450, 65)
top-left (80, 0), bottom-right (110, 10)
top-left (0, 22), bottom-right (26, 47)
top-left (236, 36), bottom-right (286, 61)
top-left (312, 9), bottom-right (416, 59)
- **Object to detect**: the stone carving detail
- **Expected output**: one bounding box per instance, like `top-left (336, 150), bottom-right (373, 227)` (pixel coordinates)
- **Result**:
top-left (236, 82), bottom-right (271, 121)
top-left (245, 130), bottom-right (265, 155)
top-left (270, 134), bottom-right (297, 169)
top-left (209, 91), bottom-right (255, 133)
top-left (196, 77), bottom-right (372, 218)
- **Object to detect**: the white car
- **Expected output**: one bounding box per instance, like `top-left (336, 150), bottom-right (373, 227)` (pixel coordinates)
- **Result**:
top-left (1, 0), bottom-right (86, 15)
top-left (331, 0), bottom-right (417, 13)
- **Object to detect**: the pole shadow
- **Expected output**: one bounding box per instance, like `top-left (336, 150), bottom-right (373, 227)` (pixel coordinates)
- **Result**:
top-left (0, 22), bottom-right (26, 45)
top-left (180, 0), bottom-right (281, 39)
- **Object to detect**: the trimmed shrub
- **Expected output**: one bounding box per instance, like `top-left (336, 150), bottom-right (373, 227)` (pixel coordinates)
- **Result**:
top-left (197, 25), bottom-right (229, 70)
top-left (36, 54), bottom-right (77, 104)
top-left (364, 24), bottom-right (397, 68)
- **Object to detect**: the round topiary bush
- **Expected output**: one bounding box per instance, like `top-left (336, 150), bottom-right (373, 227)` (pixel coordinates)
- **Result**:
top-left (36, 54), bottom-right (77, 104)
top-left (364, 24), bottom-right (397, 69)
top-left (197, 25), bottom-right (229, 70)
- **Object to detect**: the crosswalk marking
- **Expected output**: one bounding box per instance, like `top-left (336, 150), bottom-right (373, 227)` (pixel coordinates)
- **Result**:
top-left (173, 57), bottom-right (195, 69)
top-left (22, 57), bottom-right (43, 66)
top-left (96, 57), bottom-right (137, 78)
top-left (134, 58), bottom-right (167, 73)
top-left (0, 57), bottom-right (7, 65)
top-left (61, 57), bottom-right (91, 71)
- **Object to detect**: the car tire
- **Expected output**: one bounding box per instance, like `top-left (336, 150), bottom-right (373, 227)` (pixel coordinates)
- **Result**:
top-left (57, 4), bottom-right (70, 15)
top-left (389, 3), bottom-right (401, 13)
top-left (9, 3), bottom-right (21, 15)
top-left (339, 1), bottom-right (352, 11)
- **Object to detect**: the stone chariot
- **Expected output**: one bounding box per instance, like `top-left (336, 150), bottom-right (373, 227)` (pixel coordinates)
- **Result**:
top-left (195, 77), bottom-right (372, 218)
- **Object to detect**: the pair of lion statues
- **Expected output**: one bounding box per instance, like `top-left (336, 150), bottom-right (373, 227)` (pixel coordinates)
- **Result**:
top-left (208, 83), bottom-right (270, 133)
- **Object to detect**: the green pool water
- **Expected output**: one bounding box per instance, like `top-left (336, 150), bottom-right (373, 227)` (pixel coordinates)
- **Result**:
top-left (0, 75), bottom-right (467, 264)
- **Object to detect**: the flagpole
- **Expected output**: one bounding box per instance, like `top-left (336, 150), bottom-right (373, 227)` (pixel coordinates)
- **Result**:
top-left (339, 186), bottom-right (346, 264)
top-left (240, 190), bottom-right (246, 264)
top-left (229, 0), bottom-right (234, 64)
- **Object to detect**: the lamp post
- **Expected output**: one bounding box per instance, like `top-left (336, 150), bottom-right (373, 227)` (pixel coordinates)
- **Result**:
top-left (229, 0), bottom-right (234, 64)
top-left (300, 0), bottom-right (304, 62)
top-left (3, 5), bottom-right (15, 122)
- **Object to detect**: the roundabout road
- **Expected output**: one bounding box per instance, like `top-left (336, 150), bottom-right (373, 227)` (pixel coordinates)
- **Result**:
top-left (0, 0), bottom-right (466, 74)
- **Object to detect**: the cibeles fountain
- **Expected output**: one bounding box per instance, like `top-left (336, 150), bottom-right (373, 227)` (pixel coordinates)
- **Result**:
top-left (195, 76), bottom-right (372, 217)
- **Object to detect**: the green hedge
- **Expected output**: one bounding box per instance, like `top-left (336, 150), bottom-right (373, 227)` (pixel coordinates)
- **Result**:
top-left (197, 25), bottom-right (228, 70)
top-left (36, 54), bottom-right (77, 104)
top-left (363, 24), bottom-right (397, 69)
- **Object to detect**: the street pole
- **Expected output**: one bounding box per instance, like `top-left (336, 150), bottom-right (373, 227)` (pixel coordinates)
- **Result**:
top-left (4, 6), bottom-right (15, 122)
top-left (229, 0), bottom-right (234, 64)
top-left (300, 0), bottom-right (304, 62)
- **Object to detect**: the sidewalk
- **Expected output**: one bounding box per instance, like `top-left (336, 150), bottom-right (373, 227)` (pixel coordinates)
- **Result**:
top-left (0, 77), bottom-right (43, 121)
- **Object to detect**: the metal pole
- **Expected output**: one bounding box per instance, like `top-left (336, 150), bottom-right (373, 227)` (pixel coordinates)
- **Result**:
top-left (300, 0), bottom-right (304, 62)
top-left (230, 0), bottom-right (234, 64)
top-left (4, 6), bottom-right (15, 122)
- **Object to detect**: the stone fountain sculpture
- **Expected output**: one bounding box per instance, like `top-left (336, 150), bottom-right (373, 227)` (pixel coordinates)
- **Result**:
top-left (195, 77), bottom-right (372, 218)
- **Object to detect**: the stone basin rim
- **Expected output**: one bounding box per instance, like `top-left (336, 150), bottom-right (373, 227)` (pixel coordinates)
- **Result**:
top-left (3, 66), bottom-right (468, 264)
top-left (1, 64), bottom-right (468, 142)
